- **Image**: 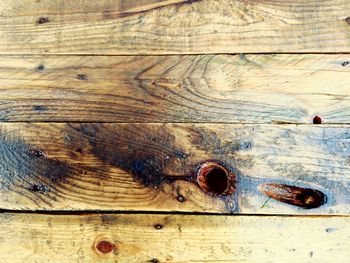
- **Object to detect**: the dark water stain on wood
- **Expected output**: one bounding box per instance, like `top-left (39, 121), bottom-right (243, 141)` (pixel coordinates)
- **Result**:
top-left (63, 124), bottom-right (244, 212)
top-left (0, 133), bottom-right (73, 196)
top-left (66, 124), bottom-right (189, 188)
top-left (189, 127), bottom-right (253, 168)
top-left (258, 183), bottom-right (327, 209)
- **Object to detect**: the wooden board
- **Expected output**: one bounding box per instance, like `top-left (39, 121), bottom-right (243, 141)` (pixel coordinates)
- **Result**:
top-left (1, 54), bottom-right (350, 123)
top-left (1, 123), bottom-right (350, 214)
top-left (1, 0), bottom-right (350, 54)
top-left (0, 213), bottom-right (349, 263)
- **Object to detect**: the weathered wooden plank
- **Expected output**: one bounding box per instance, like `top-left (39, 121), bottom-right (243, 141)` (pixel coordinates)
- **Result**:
top-left (1, 0), bottom-right (350, 54)
top-left (0, 213), bottom-right (349, 263)
top-left (1, 123), bottom-right (350, 214)
top-left (1, 54), bottom-right (350, 123)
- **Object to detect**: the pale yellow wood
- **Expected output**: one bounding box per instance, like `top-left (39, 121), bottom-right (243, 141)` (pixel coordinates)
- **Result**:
top-left (0, 123), bottom-right (349, 214)
top-left (0, 213), bottom-right (349, 263)
top-left (0, 0), bottom-right (350, 54)
top-left (0, 54), bottom-right (350, 122)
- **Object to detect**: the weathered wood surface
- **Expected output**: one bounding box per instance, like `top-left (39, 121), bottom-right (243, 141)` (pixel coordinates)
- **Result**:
top-left (1, 0), bottom-right (350, 54)
top-left (0, 213), bottom-right (349, 263)
top-left (1, 54), bottom-right (350, 123)
top-left (1, 123), bottom-right (350, 214)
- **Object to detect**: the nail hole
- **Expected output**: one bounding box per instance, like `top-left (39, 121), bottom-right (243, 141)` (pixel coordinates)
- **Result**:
top-left (346, 17), bottom-right (350, 25)
top-left (37, 65), bottom-right (45, 71)
top-left (149, 259), bottom-right (160, 263)
top-left (95, 240), bottom-right (116, 254)
top-left (76, 148), bottom-right (83, 154)
top-left (196, 161), bottom-right (236, 196)
top-left (154, 224), bottom-right (163, 230)
top-left (77, 74), bottom-right (88, 80)
top-left (33, 105), bottom-right (46, 111)
top-left (313, 115), bottom-right (322, 124)
top-left (342, 61), bottom-right (349, 67)
top-left (29, 184), bottom-right (49, 193)
top-left (30, 149), bottom-right (44, 157)
top-left (177, 194), bottom-right (185, 202)
top-left (37, 17), bottom-right (49, 24)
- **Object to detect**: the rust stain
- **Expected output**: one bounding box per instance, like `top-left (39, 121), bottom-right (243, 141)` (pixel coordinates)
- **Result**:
top-left (258, 183), bottom-right (327, 209)
top-left (65, 124), bottom-right (189, 188)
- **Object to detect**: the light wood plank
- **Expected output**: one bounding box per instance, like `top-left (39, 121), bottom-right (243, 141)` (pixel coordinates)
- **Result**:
top-left (0, 213), bottom-right (349, 262)
top-left (1, 123), bottom-right (350, 214)
top-left (1, 0), bottom-right (350, 54)
top-left (1, 54), bottom-right (350, 123)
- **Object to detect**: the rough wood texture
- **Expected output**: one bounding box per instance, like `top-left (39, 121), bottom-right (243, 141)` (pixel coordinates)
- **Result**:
top-left (0, 213), bottom-right (349, 263)
top-left (1, 54), bottom-right (350, 123)
top-left (1, 0), bottom-right (350, 54)
top-left (1, 123), bottom-right (350, 214)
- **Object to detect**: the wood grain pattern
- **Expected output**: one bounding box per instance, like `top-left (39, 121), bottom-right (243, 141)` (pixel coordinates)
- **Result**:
top-left (0, 213), bottom-right (349, 263)
top-left (1, 54), bottom-right (350, 123)
top-left (1, 123), bottom-right (350, 214)
top-left (1, 0), bottom-right (350, 54)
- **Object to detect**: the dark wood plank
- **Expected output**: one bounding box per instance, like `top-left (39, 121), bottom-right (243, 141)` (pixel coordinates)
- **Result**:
top-left (0, 0), bottom-right (350, 54)
top-left (1, 54), bottom-right (350, 123)
top-left (0, 123), bottom-right (349, 214)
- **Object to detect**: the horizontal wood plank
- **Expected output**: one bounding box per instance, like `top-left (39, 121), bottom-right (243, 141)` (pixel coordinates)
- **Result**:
top-left (1, 123), bottom-right (350, 214)
top-left (1, 54), bottom-right (350, 123)
top-left (0, 213), bottom-right (349, 262)
top-left (0, 0), bottom-right (350, 54)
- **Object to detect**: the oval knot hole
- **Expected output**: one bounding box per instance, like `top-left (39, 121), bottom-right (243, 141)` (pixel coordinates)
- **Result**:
top-left (196, 161), bottom-right (236, 196)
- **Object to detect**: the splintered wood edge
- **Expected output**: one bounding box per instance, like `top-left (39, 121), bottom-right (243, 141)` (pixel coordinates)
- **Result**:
top-left (0, 213), bottom-right (349, 263)
top-left (0, 123), bottom-right (350, 214)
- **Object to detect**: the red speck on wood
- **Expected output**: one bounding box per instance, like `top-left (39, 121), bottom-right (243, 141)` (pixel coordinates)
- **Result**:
top-left (96, 240), bottom-right (116, 254)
